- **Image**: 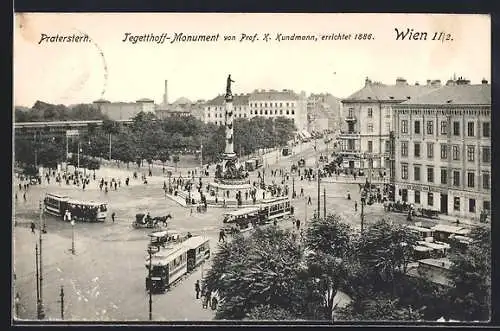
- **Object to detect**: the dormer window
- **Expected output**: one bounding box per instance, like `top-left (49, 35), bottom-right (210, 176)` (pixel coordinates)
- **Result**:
top-left (406, 96), bottom-right (411, 99)
top-left (389, 96), bottom-right (394, 100)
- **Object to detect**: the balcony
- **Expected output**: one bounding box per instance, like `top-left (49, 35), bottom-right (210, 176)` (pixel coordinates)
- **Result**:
top-left (338, 131), bottom-right (361, 139)
top-left (345, 115), bottom-right (357, 123)
top-left (339, 149), bottom-right (362, 156)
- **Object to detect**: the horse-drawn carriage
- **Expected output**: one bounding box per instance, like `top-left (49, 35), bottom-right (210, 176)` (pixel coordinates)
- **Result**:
top-left (132, 213), bottom-right (171, 229)
top-left (416, 208), bottom-right (440, 219)
top-left (385, 201), bottom-right (415, 215)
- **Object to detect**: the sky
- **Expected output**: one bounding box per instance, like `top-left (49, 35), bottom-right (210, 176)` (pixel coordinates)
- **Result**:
top-left (13, 13), bottom-right (490, 107)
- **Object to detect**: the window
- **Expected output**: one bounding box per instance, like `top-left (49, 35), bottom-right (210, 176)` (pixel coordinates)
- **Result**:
top-left (426, 121), bottom-right (434, 135)
top-left (401, 141), bottom-right (408, 157)
top-left (482, 147), bottom-right (490, 163)
top-left (452, 145), bottom-right (460, 160)
top-left (483, 122), bottom-right (490, 137)
top-left (401, 164), bottom-right (408, 180)
top-left (484, 201), bottom-right (491, 212)
top-left (259, 109), bottom-right (263, 115)
top-left (469, 199), bottom-right (476, 213)
top-left (427, 192), bottom-right (434, 206)
top-left (482, 172), bottom-right (490, 189)
top-left (291, 110), bottom-right (295, 115)
top-left (286, 102), bottom-right (289, 107)
top-left (280, 103), bottom-right (283, 107)
top-left (467, 122), bottom-right (475, 137)
top-left (467, 172), bottom-right (475, 188)
top-left (441, 168), bottom-right (447, 184)
top-left (414, 142), bottom-right (421, 157)
top-left (275, 110), bottom-right (277, 115)
top-left (385, 122), bottom-right (391, 133)
top-left (440, 144), bottom-right (448, 159)
top-left (286, 110), bottom-right (290, 115)
top-left (265, 110), bottom-right (268, 115)
top-left (427, 167), bottom-right (434, 183)
top-left (427, 142), bottom-right (434, 158)
top-left (348, 108), bottom-right (353, 117)
top-left (454, 197), bottom-right (460, 211)
top-left (414, 120), bottom-right (421, 134)
top-left (367, 123), bottom-right (373, 133)
top-left (453, 121), bottom-right (460, 136)
top-left (207, 113), bottom-right (210, 118)
top-left (401, 120), bottom-right (408, 133)
top-left (280, 110), bottom-right (283, 115)
top-left (440, 121), bottom-right (448, 135)
top-left (453, 170), bottom-right (460, 186)
top-left (414, 165), bottom-right (421, 181)
top-left (414, 191), bottom-right (420, 204)
top-left (368, 141), bottom-right (373, 152)
top-left (368, 108), bottom-right (373, 117)
top-left (467, 146), bottom-right (475, 162)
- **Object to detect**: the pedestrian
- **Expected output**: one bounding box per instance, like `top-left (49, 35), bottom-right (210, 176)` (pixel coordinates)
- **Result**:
top-left (30, 221), bottom-right (35, 233)
top-left (219, 229), bottom-right (225, 242)
top-left (296, 219), bottom-right (301, 230)
top-left (195, 280), bottom-right (201, 299)
top-left (300, 187), bottom-right (304, 197)
top-left (23, 192), bottom-right (26, 202)
top-left (355, 201), bottom-right (358, 212)
top-left (307, 196), bottom-right (312, 205)
top-left (112, 212), bottom-right (116, 223)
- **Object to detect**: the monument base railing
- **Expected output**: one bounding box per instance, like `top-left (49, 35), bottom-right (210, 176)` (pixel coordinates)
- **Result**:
top-left (214, 177), bottom-right (251, 185)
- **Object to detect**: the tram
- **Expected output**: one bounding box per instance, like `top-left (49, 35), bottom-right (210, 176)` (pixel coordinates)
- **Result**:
top-left (43, 193), bottom-right (108, 222)
top-left (145, 235), bottom-right (210, 293)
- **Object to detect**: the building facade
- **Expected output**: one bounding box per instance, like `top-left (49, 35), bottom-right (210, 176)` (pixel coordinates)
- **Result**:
top-left (393, 79), bottom-right (491, 219)
top-left (339, 78), bottom-right (440, 174)
top-left (204, 94), bottom-right (250, 125)
top-left (93, 98), bottom-right (155, 121)
top-left (307, 93), bottom-right (342, 133)
top-left (203, 89), bottom-right (308, 131)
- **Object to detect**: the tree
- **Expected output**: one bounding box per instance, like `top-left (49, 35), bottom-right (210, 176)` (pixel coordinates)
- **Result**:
top-left (445, 226), bottom-right (491, 321)
top-left (303, 214), bottom-right (355, 320)
top-left (356, 219), bottom-right (419, 294)
top-left (204, 227), bottom-right (305, 320)
top-left (172, 155), bottom-right (180, 171)
top-left (245, 305), bottom-right (298, 320)
top-left (336, 295), bottom-right (424, 321)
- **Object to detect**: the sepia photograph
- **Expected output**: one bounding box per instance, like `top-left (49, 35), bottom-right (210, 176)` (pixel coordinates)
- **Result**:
top-left (12, 13), bottom-right (491, 323)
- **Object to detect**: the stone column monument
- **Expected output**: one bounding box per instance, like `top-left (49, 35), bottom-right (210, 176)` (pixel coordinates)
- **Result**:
top-left (224, 74), bottom-right (236, 159)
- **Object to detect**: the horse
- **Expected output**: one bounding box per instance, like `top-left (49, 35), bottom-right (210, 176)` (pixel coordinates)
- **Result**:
top-left (153, 214), bottom-right (172, 227)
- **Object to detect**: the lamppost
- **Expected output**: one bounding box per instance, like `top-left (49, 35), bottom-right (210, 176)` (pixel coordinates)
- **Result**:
top-left (292, 176), bottom-right (296, 199)
top-left (37, 201), bottom-right (45, 319)
top-left (146, 246), bottom-right (159, 321)
top-left (71, 219), bottom-right (75, 255)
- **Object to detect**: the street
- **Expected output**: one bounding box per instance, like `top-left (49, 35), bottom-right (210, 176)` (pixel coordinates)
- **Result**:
top-left (13, 140), bottom-right (457, 321)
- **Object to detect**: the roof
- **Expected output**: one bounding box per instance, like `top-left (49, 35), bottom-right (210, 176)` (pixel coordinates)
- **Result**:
top-left (182, 236), bottom-right (209, 249)
top-left (225, 207), bottom-right (260, 217)
top-left (136, 98), bottom-right (154, 103)
top-left (343, 82), bottom-right (439, 103)
top-left (149, 230), bottom-right (181, 238)
top-left (419, 257), bottom-right (453, 270)
top-left (173, 97), bottom-right (192, 105)
top-left (206, 94), bottom-right (249, 106)
top-left (408, 225), bottom-right (433, 233)
top-left (431, 224), bottom-right (470, 235)
top-left (400, 84), bottom-right (491, 105)
top-left (249, 90), bottom-right (299, 101)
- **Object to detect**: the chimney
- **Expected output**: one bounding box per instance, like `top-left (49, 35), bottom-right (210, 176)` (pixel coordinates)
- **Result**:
top-left (163, 80), bottom-right (168, 106)
top-left (396, 77), bottom-right (407, 86)
top-left (365, 77), bottom-right (372, 86)
top-left (481, 78), bottom-right (488, 84)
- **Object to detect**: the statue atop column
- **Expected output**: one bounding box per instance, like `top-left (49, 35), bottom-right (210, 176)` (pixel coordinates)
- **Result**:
top-left (226, 74), bottom-right (235, 97)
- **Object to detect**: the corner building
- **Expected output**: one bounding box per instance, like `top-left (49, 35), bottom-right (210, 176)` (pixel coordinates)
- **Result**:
top-left (339, 78), bottom-right (440, 174)
top-left (393, 79), bottom-right (491, 220)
